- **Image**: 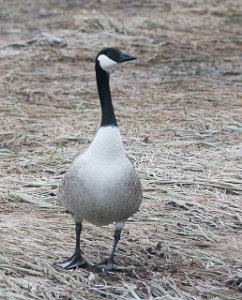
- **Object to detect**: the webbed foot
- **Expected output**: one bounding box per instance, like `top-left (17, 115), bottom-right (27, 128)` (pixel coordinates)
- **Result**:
top-left (94, 258), bottom-right (123, 271)
top-left (55, 253), bottom-right (88, 269)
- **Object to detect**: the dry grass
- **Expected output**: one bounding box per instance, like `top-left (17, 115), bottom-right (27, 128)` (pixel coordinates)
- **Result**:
top-left (0, 0), bottom-right (242, 299)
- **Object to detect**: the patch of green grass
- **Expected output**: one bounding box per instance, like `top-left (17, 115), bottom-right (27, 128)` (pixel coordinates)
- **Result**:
top-left (225, 15), bottom-right (242, 25)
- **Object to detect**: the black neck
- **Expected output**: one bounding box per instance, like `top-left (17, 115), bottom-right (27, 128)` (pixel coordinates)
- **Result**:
top-left (95, 63), bottom-right (117, 127)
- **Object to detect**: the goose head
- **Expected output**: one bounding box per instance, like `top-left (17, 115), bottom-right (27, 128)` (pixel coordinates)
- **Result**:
top-left (96, 47), bottom-right (137, 73)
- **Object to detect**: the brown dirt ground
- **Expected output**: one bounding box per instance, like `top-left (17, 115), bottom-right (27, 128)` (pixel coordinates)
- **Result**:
top-left (0, 0), bottom-right (242, 299)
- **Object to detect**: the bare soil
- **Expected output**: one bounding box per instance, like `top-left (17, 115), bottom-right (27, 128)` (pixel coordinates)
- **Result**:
top-left (0, 0), bottom-right (242, 299)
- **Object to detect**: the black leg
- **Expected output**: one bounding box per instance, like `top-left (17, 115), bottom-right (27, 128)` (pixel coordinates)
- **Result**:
top-left (55, 222), bottom-right (87, 269)
top-left (95, 223), bottom-right (124, 271)
top-left (109, 229), bottom-right (121, 263)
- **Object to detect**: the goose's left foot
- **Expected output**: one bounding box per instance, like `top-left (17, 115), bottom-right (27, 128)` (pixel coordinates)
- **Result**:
top-left (94, 223), bottom-right (125, 271)
top-left (94, 258), bottom-right (123, 271)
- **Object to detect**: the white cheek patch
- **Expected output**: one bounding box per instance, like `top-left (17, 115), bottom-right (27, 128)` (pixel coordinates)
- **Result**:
top-left (98, 54), bottom-right (117, 72)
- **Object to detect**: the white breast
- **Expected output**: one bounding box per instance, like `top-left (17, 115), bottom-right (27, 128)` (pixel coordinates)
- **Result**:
top-left (84, 126), bottom-right (124, 158)
top-left (76, 126), bottom-right (128, 189)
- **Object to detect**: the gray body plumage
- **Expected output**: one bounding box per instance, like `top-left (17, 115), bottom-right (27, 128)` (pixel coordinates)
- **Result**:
top-left (58, 126), bottom-right (142, 226)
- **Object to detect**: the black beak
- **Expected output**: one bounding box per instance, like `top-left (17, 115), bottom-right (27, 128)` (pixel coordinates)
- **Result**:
top-left (118, 52), bottom-right (137, 63)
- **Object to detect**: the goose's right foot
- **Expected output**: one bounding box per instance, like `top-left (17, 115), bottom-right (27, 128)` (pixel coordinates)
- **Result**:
top-left (55, 252), bottom-right (87, 269)
top-left (55, 222), bottom-right (87, 269)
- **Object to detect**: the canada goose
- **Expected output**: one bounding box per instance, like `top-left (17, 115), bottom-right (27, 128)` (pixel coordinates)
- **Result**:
top-left (56, 47), bottom-right (142, 271)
